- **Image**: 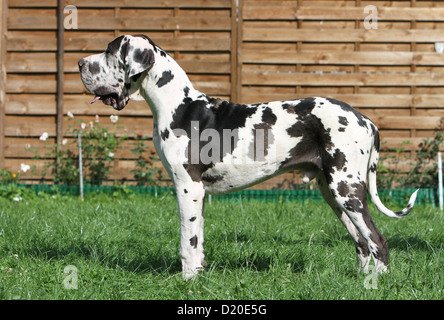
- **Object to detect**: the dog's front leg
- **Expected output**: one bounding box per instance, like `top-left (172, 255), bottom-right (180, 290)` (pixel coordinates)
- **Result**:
top-left (175, 181), bottom-right (206, 280)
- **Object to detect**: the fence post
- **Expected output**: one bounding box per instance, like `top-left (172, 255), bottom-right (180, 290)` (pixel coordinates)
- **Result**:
top-left (56, 0), bottom-right (65, 165)
top-left (231, 0), bottom-right (242, 103)
top-left (78, 133), bottom-right (84, 200)
top-left (438, 152), bottom-right (443, 211)
top-left (0, 0), bottom-right (7, 169)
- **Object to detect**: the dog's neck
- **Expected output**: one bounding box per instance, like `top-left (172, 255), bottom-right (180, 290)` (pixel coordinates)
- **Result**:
top-left (139, 51), bottom-right (203, 129)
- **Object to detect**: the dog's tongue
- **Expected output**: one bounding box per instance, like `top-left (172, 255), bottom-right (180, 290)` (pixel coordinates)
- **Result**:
top-left (90, 96), bottom-right (101, 104)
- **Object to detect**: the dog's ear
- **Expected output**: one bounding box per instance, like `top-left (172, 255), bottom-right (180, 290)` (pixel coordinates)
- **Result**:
top-left (124, 36), bottom-right (155, 80)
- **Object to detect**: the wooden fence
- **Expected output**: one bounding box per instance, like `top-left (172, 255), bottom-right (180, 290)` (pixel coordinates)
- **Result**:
top-left (1, 0), bottom-right (443, 187)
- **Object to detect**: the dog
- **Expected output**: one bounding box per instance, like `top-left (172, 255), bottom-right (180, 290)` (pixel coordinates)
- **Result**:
top-left (79, 35), bottom-right (419, 279)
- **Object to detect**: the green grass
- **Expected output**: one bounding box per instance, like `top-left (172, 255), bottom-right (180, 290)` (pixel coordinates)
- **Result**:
top-left (0, 192), bottom-right (442, 300)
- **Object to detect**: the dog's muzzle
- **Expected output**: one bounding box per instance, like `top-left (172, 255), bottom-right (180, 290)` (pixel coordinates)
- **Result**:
top-left (78, 58), bottom-right (127, 111)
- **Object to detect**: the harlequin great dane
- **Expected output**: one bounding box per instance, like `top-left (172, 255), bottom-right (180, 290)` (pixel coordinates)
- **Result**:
top-left (79, 35), bottom-right (419, 279)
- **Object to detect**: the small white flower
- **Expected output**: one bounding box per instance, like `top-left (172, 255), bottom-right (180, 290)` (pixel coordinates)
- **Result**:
top-left (20, 163), bottom-right (30, 173)
top-left (110, 115), bottom-right (119, 124)
top-left (12, 197), bottom-right (22, 202)
top-left (67, 111), bottom-right (74, 119)
top-left (40, 132), bottom-right (48, 141)
top-left (24, 143), bottom-right (31, 149)
top-left (62, 139), bottom-right (68, 145)
top-left (13, 254), bottom-right (18, 259)
top-left (108, 152), bottom-right (114, 158)
top-left (80, 122), bottom-right (86, 130)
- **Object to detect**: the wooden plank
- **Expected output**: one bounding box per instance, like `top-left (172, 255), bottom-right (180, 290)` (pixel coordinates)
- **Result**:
top-left (153, 37), bottom-right (231, 52)
top-left (373, 116), bottom-right (442, 130)
top-left (56, 36), bottom-right (231, 52)
top-left (7, 8), bottom-right (57, 30)
top-left (63, 0), bottom-right (233, 8)
top-left (5, 94), bottom-right (56, 115)
top-left (76, 16), bottom-right (232, 31)
top-left (3, 157), bottom-right (168, 181)
top-left (9, 0), bottom-right (232, 8)
top-left (7, 31), bottom-right (57, 51)
top-left (6, 75), bottom-right (56, 93)
top-left (242, 71), bottom-right (444, 87)
top-left (4, 137), bottom-right (56, 158)
top-left (8, 0), bottom-right (56, 7)
top-left (5, 115), bottom-right (56, 137)
top-left (243, 27), bottom-right (444, 43)
top-left (4, 114), bottom-right (155, 138)
top-left (8, 8), bottom-right (231, 30)
top-left (63, 116), bottom-right (155, 138)
top-left (242, 50), bottom-right (444, 66)
top-left (244, 6), bottom-right (444, 21)
top-left (7, 52), bottom-right (56, 73)
top-left (4, 136), bottom-right (157, 159)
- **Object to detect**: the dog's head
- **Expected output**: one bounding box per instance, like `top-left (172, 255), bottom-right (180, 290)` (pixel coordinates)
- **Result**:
top-left (78, 35), bottom-right (156, 110)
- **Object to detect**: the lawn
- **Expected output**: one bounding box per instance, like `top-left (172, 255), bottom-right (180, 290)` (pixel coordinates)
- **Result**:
top-left (0, 190), bottom-right (442, 300)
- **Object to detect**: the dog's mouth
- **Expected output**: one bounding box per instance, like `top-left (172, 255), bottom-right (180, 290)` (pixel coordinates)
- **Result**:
top-left (90, 92), bottom-right (126, 110)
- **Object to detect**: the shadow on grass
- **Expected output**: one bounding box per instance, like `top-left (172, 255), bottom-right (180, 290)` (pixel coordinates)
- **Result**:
top-left (22, 237), bottom-right (182, 275)
top-left (23, 235), bottom-right (311, 275)
top-left (21, 232), bottom-right (438, 278)
top-left (387, 235), bottom-right (440, 252)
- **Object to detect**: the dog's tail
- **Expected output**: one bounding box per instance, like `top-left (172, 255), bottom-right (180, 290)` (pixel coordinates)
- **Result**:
top-left (367, 131), bottom-right (419, 219)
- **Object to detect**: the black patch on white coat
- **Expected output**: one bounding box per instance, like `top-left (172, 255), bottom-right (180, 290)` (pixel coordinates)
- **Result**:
top-left (161, 128), bottom-right (169, 140)
top-left (88, 62), bottom-right (101, 75)
top-left (106, 35), bottom-right (124, 55)
top-left (130, 48), bottom-right (155, 79)
top-left (338, 116), bottom-right (349, 126)
top-left (190, 235), bottom-right (198, 248)
top-left (327, 98), bottom-right (369, 129)
top-left (261, 107), bottom-right (277, 125)
top-left (169, 97), bottom-right (257, 182)
top-left (156, 70), bottom-right (175, 88)
top-left (202, 174), bottom-right (224, 185)
top-left (120, 41), bottom-right (129, 63)
top-left (281, 99), bottom-right (348, 185)
top-left (184, 86), bottom-right (190, 97)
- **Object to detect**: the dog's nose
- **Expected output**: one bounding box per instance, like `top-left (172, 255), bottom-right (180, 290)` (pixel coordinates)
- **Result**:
top-left (78, 58), bottom-right (86, 71)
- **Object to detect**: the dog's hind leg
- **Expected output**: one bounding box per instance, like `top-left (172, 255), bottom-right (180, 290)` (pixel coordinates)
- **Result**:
top-left (326, 175), bottom-right (390, 273)
top-left (175, 180), bottom-right (206, 280)
top-left (317, 174), bottom-right (371, 272)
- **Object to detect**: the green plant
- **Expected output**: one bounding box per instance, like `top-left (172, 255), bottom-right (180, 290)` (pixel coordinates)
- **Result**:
top-left (130, 136), bottom-right (164, 186)
top-left (0, 184), bottom-right (36, 201)
top-left (71, 116), bottom-right (125, 185)
top-left (376, 141), bottom-right (410, 189)
top-left (0, 169), bottom-right (20, 185)
top-left (34, 141), bottom-right (80, 185)
top-left (30, 115), bottom-right (125, 185)
top-left (402, 130), bottom-right (444, 188)
top-left (377, 120), bottom-right (444, 189)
